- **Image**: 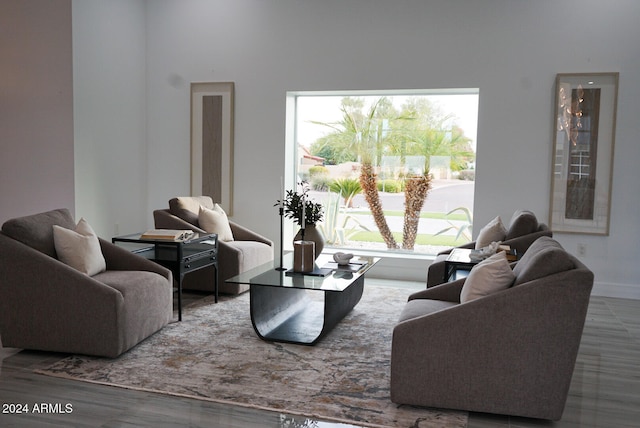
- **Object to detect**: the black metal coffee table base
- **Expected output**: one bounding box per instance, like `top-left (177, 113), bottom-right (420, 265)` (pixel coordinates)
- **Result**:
top-left (250, 275), bottom-right (364, 345)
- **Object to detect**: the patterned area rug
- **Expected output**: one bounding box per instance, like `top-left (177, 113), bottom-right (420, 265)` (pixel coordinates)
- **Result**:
top-left (36, 285), bottom-right (467, 428)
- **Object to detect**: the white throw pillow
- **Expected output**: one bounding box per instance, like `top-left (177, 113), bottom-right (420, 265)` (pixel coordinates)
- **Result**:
top-left (460, 251), bottom-right (515, 303)
top-left (199, 204), bottom-right (234, 242)
top-left (475, 216), bottom-right (507, 249)
top-left (53, 218), bottom-right (106, 276)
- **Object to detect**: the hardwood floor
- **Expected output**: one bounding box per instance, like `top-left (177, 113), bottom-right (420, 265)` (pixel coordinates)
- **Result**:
top-left (1, 282), bottom-right (639, 427)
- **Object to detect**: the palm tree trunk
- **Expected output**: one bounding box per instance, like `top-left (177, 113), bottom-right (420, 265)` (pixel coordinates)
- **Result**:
top-left (360, 163), bottom-right (398, 249)
top-left (402, 174), bottom-right (433, 250)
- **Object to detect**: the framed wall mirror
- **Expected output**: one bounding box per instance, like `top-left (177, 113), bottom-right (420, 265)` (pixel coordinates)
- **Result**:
top-left (549, 72), bottom-right (618, 235)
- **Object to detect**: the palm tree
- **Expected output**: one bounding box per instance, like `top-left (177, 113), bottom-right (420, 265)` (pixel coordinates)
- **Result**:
top-left (402, 173), bottom-right (432, 250)
top-left (309, 96), bottom-right (474, 250)
top-left (350, 99), bottom-right (400, 249)
top-left (312, 97), bottom-right (399, 248)
top-left (395, 98), bottom-right (475, 174)
top-left (406, 126), bottom-right (475, 173)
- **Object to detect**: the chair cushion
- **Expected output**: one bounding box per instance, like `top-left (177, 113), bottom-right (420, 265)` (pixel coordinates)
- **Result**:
top-left (506, 210), bottom-right (539, 240)
top-left (199, 204), bottom-right (234, 242)
top-left (513, 237), bottom-right (574, 286)
top-left (169, 196), bottom-right (215, 226)
top-left (460, 251), bottom-right (515, 302)
top-left (475, 216), bottom-right (507, 249)
top-left (226, 241), bottom-right (273, 271)
top-left (53, 218), bottom-right (106, 276)
top-left (92, 269), bottom-right (167, 290)
top-left (1, 208), bottom-right (76, 258)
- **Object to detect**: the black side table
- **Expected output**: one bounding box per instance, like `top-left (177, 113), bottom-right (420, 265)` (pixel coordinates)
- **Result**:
top-left (112, 232), bottom-right (218, 321)
top-left (443, 248), bottom-right (479, 283)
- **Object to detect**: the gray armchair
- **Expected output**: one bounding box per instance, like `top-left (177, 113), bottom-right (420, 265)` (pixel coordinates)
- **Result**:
top-left (427, 210), bottom-right (551, 287)
top-left (154, 196), bottom-right (273, 295)
top-left (0, 209), bottom-right (173, 358)
top-left (391, 237), bottom-right (593, 420)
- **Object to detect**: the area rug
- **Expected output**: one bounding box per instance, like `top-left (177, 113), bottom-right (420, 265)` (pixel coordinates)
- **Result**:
top-left (36, 285), bottom-right (467, 428)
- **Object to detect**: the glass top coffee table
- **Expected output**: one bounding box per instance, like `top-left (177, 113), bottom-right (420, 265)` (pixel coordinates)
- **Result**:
top-left (226, 253), bottom-right (379, 345)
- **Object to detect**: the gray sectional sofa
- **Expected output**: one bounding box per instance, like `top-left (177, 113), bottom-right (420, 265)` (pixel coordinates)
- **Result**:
top-left (391, 236), bottom-right (593, 420)
top-left (0, 209), bottom-right (173, 358)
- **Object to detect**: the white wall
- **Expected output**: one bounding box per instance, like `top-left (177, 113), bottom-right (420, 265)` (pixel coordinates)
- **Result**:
top-left (75, 0), bottom-right (640, 298)
top-left (0, 0), bottom-right (74, 223)
top-left (73, 0), bottom-right (148, 236)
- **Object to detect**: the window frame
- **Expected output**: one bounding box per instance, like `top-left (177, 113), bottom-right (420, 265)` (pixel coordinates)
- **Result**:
top-left (284, 88), bottom-right (479, 256)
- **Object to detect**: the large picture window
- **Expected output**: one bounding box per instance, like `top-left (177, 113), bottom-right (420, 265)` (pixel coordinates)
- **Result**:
top-left (286, 89), bottom-right (479, 256)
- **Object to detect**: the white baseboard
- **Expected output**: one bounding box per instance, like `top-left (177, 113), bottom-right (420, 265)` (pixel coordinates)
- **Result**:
top-left (592, 281), bottom-right (640, 300)
top-left (367, 256), bottom-right (429, 284)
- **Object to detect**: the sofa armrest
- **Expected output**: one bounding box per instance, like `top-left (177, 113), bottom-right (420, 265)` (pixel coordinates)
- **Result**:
top-left (229, 221), bottom-right (273, 246)
top-left (153, 209), bottom-right (206, 233)
top-left (435, 240), bottom-right (475, 256)
top-left (503, 229), bottom-right (552, 256)
top-left (99, 238), bottom-right (172, 283)
top-left (408, 278), bottom-right (465, 302)
top-left (0, 233), bottom-right (125, 355)
top-left (154, 209), bottom-right (272, 247)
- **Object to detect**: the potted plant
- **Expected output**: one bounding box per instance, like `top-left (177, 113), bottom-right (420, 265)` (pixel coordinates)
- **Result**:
top-left (276, 181), bottom-right (325, 256)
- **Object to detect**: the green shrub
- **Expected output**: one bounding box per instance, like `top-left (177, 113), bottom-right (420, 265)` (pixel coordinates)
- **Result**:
top-left (329, 178), bottom-right (362, 206)
top-left (310, 175), bottom-right (332, 191)
top-left (308, 165), bottom-right (329, 177)
top-left (377, 179), bottom-right (403, 193)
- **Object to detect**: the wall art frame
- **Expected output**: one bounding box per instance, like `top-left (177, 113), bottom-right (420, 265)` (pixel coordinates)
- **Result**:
top-left (191, 81), bottom-right (235, 215)
top-left (549, 72), bottom-right (618, 235)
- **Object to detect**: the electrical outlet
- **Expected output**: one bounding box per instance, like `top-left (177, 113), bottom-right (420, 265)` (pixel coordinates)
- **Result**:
top-left (577, 243), bottom-right (586, 256)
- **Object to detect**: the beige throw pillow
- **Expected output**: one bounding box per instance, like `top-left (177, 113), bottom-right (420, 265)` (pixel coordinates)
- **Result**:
top-left (199, 204), bottom-right (234, 242)
top-left (475, 216), bottom-right (507, 249)
top-left (53, 218), bottom-right (106, 276)
top-left (460, 251), bottom-right (515, 303)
